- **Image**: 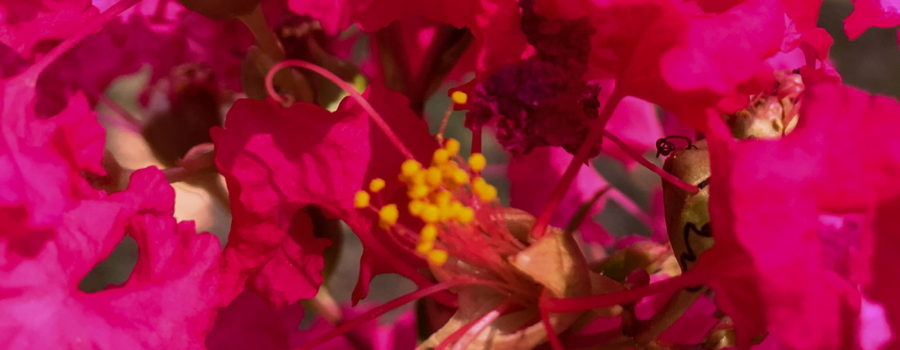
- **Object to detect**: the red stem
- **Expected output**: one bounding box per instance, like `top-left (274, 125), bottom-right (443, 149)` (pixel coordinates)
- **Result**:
top-left (602, 130), bottom-right (699, 193)
top-left (265, 60), bottom-right (416, 160)
top-left (530, 91), bottom-right (624, 239)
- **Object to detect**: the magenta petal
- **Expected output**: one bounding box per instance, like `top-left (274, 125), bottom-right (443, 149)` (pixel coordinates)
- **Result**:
top-left (213, 85), bottom-right (436, 305)
top-left (703, 83), bottom-right (900, 349)
top-left (0, 168), bottom-right (222, 348)
top-left (207, 291), bottom-right (306, 350)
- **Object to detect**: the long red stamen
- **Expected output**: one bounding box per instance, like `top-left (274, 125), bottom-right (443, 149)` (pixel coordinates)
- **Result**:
top-left (602, 130), bottom-right (700, 193)
top-left (531, 91), bottom-right (624, 239)
top-left (542, 270), bottom-right (707, 313)
top-left (436, 302), bottom-right (513, 350)
top-left (540, 290), bottom-right (564, 350)
top-left (295, 280), bottom-right (506, 350)
top-left (265, 60), bottom-right (416, 160)
top-left (21, 0), bottom-right (141, 82)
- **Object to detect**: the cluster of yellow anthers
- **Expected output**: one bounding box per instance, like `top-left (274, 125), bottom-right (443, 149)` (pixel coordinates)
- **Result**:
top-left (353, 137), bottom-right (498, 266)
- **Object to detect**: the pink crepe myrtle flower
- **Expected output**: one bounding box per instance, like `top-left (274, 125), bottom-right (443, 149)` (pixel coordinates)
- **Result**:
top-left (0, 167), bottom-right (223, 349)
top-left (34, 0), bottom-right (253, 117)
top-left (0, 0), bottom-right (98, 59)
top-left (212, 84), bottom-right (436, 306)
top-left (698, 83), bottom-right (900, 349)
top-left (531, 0), bottom-right (828, 132)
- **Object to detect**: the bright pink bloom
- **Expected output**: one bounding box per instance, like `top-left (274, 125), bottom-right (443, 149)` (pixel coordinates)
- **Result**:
top-left (535, 0), bottom-right (827, 131)
top-left (0, 167), bottom-right (222, 348)
top-left (212, 85), bottom-right (436, 305)
top-left (845, 0), bottom-right (900, 40)
top-left (702, 83), bottom-right (900, 349)
top-left (32, 0), bottom-right (255, 116)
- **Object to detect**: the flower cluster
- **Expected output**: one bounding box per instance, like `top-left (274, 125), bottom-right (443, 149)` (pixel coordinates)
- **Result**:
top-left (2, 0), bottom-right (900, 349)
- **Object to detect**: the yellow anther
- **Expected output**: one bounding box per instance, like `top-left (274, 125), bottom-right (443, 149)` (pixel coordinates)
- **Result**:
top-left (421, 204), bottom-right (440, 223)
top-left (369, 178), bottom-right (386, 193)
top-left (433, 149), bottom-right (451, 165)
top-left (409, 170), bottom-right (426, 185)
top-left (458, 207), bottom-right (475, 223)
top-left (432, 190), bottom-right (452, 207)
top-left (379, 204), bottom-right (399, 227)
top-left (425, 167), bottom-right (443, 187)
top-left (477, 184), bottom-right (497, 202)
top-left (444, 138), bottom-right (461, 156)
top-left (401, 159), bottom-right (422, 179)
top-left (450, 168), bottom-right (470, 185)
top-left (427, 249), bottom-right (449, 265)
top-left (416, 240), bottom-right (434, 254)
top-left (451, 91), bottom-right (468, 105)
top-left (408, 184), bottom-right (430, 200)
top-left (472, 176), bottom-right (487, 189)
top-left (468, 153), bottom-right (486, 173)
top-left (420, 224), bottom-right (438, 241)
top-left (354, 191), bottom-right (370, 208)
top-left (409, 200), bottom-right (425, 216)
top-left (439, 205), bottom-right (456, 221)
top-left (472, 177), bottom-right (497, 202)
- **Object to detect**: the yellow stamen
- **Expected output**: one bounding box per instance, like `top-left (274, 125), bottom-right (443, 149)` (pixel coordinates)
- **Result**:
top-left (432, 190), bottom-right (452, 207)
top-left (420, 224), bottom-right (438, 241)
top-left (444, 138), bottom-right (461, 156)
top-left (450, 168), bottom-right (469, 186)
top-left (451, 91), bottom-right (468, 105)
top-left (379, 204), bottom-right (399, 227)
top-left (416, 240), bottom-right (434, 254)
top-left (472, 177), bottom-right (497, 202)
top-left (433, 149), bottom-right (451, 165)
top-left (421, 204), bottom-right (440, 223)
top-left (409, 200), bottom-right (425, 216)
top-left (468, 153), bottom-right (486, 173)
top-left (425, 167), bottom-right (443, 187)
top-left (408, 184), bottom-right (429, 200)
top-left (368, 178), bottom-right (386, 193)
top-left (354, 191), bottom-right (370, 208)
top-left (400, 159), bottom-right (422, 179)
top-left (458, 207), bottom-right (475, 223)
top-left (427, 249), bottom-right (449, 265)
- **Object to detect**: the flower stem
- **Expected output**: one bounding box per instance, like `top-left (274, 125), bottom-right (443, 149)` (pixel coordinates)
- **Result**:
top-left (530, 91), bottom-right (624, 239)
